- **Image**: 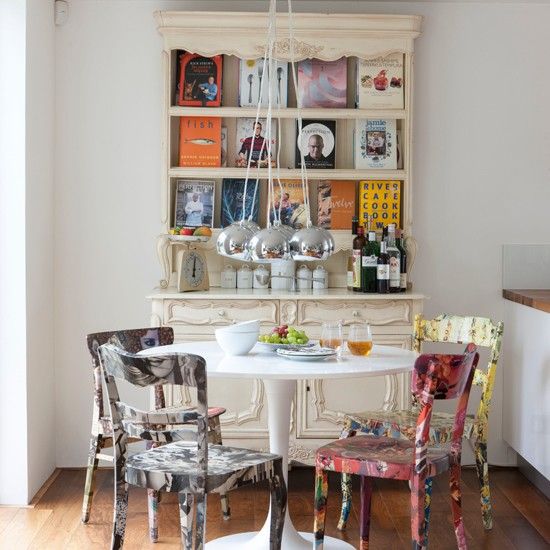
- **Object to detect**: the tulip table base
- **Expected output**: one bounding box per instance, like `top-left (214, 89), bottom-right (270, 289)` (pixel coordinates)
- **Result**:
top-left (206, 378), bottom-right (353, 549)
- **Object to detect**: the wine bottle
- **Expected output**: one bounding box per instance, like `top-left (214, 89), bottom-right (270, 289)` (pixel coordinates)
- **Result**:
top-left (352, 226), bottom-right (366, 292)
top-left (377, 240), bottom-right (390, 293)
top-left (386, 224), bottom-right (401, 293)
top-left (346, 254), bottom-right (354, 291)
top-left (361, 230), bottom-right (379, 293)
top-left (396, 228), bottom-right (407, 292)
top-left (351, 215), bottom-right (359, 236)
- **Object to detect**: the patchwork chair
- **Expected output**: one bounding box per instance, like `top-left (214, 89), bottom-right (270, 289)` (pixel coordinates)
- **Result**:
top-left (314, 345), bottom-right (479, 550)
top-left (98, 343), bottom-right (287, 550)
top-left (337, 314), bottom-right (503, 532)
top-left (82, 327), bottom-right (230, 543)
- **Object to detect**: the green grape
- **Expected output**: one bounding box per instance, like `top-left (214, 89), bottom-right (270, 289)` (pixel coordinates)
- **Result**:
top-left (281, 338), bottom-right (288, 344)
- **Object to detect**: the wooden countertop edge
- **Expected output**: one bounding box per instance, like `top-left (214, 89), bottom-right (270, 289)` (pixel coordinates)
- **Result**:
top-left (502, 289), bottom-right (550, 314)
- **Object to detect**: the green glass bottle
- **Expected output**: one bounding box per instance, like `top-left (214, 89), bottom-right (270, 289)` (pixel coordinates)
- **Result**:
top-left (361, 231), bottom-right (379, 293)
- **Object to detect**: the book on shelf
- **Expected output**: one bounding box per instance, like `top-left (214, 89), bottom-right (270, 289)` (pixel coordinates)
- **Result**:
top-left (358, 180), bottom-right (401, 231)
top-left (296, 119), bottom-right (336, 169)
top-left (317, 180), bottom-right (356, 230)
top-left (221, 126), bottom-right (227, 167)
top-left (177, 53), bottom-right (222, 107)
top-left (235, 118), bottom-right (277, 168)
top-left (356, 54), bottom-right (404, 109)
top-left (174, 179), bottom-right (215, 228)
top-left (238, 58), bottom-right (288, 107)
top-left (354, 119), bottom-right (397, 169)
top-left (220, 179), bottom-right (260, 227)
top-left (179, 117), bottom-right (222, 167)
top-left (269, 180), bottom-right (307, 229)
top-left (297, 58), bottom-right (347, 108)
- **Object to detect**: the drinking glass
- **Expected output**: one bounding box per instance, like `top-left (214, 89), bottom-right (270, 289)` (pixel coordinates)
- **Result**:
top-left (320, 321), bottom-right (343, 356)
top-left (347, 323), bottom-right (373, 356)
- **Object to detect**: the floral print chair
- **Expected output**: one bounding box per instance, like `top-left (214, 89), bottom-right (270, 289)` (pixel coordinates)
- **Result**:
top-left (82, 327), bottom-right (229, 543)
top-left (337, 314), bottom-right (503, 533)
top-left (98, 343), bottom-right (286, 550)
top-left (314, 345), bottom-right (479, 550)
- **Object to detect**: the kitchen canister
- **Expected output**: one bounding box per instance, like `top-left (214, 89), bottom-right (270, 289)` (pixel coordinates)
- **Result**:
top-left (221, 265), bottom-right (237, 289)
top-left (313, 265), bottom-right (328, 289)
top-left (270, 259), bottom-right (295, 291)
top-left (237, 264), bottom-right (253, 289)
top-left (253, 265), bottom-right (270, 289)
top-left (296, 264), bottom-right (313, 290)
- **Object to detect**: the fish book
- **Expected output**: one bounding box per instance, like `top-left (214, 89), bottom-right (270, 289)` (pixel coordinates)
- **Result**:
top-left (354, 119), bottom-right (397, 169)
top-left (296, 119), bottom-right (336, 169)
top-left (317, 180), bottom-right (356, 230)
top-left (235, 118), bottom-right (277, 168)
top-left (356, 54), bottom-right (404, 109)
top-left (220, 179), bottom-right (260, 227)
top-left (297, 58), bottom-right (347, 108)
top-left (238, 58), bottom-right (288, 107)
top-left (177, 53), bottom-right (222, 107)
top-left (179, 117), bottom-right (222, 167)
top-left (269, 180), bottom-right (307, 229)
top-left (358, 180), bottom-right (401, 231)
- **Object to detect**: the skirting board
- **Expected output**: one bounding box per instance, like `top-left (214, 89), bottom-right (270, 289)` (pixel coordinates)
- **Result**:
top-left (518, 454), bottom-right (550, 500)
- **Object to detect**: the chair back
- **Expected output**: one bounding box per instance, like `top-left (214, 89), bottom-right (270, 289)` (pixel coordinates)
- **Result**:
top-left (412, 344), bottom-right (479, 470)
top-left (413, 314), bottom-right (503, 438)
top-left (98, 344), bottom-right (209, 472)
top-left (86, 327), bottom-right (174, 416)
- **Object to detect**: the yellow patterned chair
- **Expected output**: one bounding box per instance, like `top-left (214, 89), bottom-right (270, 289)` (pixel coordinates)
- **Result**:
top-left (337, 314), bottom-right (504, 532)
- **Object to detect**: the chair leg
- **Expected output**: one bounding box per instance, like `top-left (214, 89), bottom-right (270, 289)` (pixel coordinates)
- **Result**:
top-left (111, 432), bottom-right (129, 550)
top-left (81, 433), bottom-right (103, 523)
top-left (269, 459), bottom-right (287, 550)
top-left (195, 492), bottom-right (207, 550)
top-left (359, 476), bottom-right (373, 550)
top-left (313, 466), bottom-right (329, 550)
top-left (147, 490), bottom-right (159, 543)
top-left (178, 493), bottom-right (195, 550)
top-left (450, 464), bottom-right (467, 550)
top-left (337, 425), bottom-right (356, 531)
top-left (475, 438), bottom-right (492, 530)
top-left (410, 473), bottom-right (427, 550)
top-left (423, 477), bottom-right (433, 547)
top-left (210, 417), bottom-right (230, 520)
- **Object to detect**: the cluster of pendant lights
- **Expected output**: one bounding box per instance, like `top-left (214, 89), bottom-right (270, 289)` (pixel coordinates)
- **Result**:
top-left (216, 0), bottom-right (335, 264)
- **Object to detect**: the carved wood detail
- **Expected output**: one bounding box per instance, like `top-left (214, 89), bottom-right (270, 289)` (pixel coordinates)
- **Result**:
top-left (157, 234), bottom-right (171, 289)
top-left (280, 300), bottom-right (297, 325)
top-left (219, 379), bottom-right (265, 427)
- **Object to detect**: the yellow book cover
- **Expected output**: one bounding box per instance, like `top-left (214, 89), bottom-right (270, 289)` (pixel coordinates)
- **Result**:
top-left (358, 180), bottom-right (401, 230)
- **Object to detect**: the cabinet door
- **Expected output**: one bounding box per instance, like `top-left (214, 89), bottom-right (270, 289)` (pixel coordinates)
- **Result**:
top-left (296, 334), bottom-right (411, 439)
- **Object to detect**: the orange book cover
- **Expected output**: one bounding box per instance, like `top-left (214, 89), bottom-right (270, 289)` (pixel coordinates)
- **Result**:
top-left (317, 180), bottom-right (356, 229)
top-left (179, 117), bottom-right (222, 167)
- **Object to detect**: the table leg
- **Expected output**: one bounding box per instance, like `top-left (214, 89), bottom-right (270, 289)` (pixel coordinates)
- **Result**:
top-left (206, 379), bottom-right (353, 549)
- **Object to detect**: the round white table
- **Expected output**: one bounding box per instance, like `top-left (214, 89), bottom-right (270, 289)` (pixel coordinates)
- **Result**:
top-left (141, 341), bottom-right (418, 549)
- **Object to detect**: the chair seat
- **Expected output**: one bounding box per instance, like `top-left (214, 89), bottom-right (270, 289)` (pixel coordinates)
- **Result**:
top-left (317, 435), bottom-right (452, 481)
top-left (96, 406), bottom-right (226, 437)
top-left (126, 442), bottom-right (281, 494)
top-left (345, 409), bottom-right (476, 444)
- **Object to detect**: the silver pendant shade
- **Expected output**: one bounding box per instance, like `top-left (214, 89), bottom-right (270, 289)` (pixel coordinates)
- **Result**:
top-left (248, 226), bottom-right (291, 263)
top-left (216, 223), bottom-right (255, 261)
top-left (289, 226), bottom-right (335, 262)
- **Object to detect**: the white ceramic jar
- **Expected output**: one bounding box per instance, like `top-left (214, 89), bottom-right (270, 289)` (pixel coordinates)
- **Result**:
top-left (253, 265), bottom-right (270, 289)
top-left (237, 264), bottom-right (253, 289)
top-left (296, 264), bottom-right (313, 290)
top-left (270, 259), bottom-right (295, 291)
top-left (313, 265), bottom-right (328, 289)
top-left (221, 265), bottom-right (237, 289)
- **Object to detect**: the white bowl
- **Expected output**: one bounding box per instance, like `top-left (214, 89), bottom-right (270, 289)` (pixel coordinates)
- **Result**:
top-left (217, 320), bottom-right (261, 334)
top-left (215, 327), bottom-right (259, 356)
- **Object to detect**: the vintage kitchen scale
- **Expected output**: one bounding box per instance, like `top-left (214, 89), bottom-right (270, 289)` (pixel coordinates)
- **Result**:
top-left (175, 241), bottom-right (210, 292)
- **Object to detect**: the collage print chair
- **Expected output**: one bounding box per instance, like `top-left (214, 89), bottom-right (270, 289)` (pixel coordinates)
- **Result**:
top-left (98, 343), bottom-right (287, 550)
top-left (314, 345), bottom-right (480, 550)
top-left (338, 314), bottom-right (503, 533)
top-left (82, 327), bottom-right (229, 543)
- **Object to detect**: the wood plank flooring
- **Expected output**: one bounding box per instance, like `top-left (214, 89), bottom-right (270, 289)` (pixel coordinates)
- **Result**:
top-left (0, 467), bottom-right (548, 549)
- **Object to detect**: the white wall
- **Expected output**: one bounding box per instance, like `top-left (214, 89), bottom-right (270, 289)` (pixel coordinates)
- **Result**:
top-left (55, 0), bottom-right (550, 466)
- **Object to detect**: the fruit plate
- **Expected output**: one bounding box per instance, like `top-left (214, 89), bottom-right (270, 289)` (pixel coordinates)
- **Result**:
top-left (168, 235), bottom-right (211, 242)
top-left (276, 346), bottom-right (337, 361)
top-left (255, 341), bottom-right (316, 353)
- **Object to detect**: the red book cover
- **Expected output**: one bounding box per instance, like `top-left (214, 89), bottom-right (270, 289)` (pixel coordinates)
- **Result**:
top-left (179, 117), bottom-right (222, 167)
top-left (177, 53), bottom-right (222, 107)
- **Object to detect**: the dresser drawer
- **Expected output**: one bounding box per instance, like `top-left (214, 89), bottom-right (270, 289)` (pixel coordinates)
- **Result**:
top-left (297, 299), bottom-right (411, 326)
top-left (164, 299), bottom-right (279, 329)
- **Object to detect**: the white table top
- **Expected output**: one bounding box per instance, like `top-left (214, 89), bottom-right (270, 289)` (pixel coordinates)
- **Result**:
top-left (139, 341), bottom-right (418, 380)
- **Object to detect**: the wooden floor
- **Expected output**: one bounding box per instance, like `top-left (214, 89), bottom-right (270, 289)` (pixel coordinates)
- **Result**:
top-left (0, 467), bottom-right (548, 549)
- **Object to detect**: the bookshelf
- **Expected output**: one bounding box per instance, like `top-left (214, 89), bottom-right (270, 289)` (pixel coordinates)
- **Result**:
top-left (150, 10), bottom-right (423, 457)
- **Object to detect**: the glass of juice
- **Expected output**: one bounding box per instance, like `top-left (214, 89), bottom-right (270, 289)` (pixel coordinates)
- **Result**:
top-left (347, 323), bottom-right (373, 356)
top-left (320, 321), bottom-right (343, 356)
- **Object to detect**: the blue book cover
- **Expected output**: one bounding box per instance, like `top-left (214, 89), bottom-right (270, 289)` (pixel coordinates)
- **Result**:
top-left (221, 179), bottom-right (260, 227)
